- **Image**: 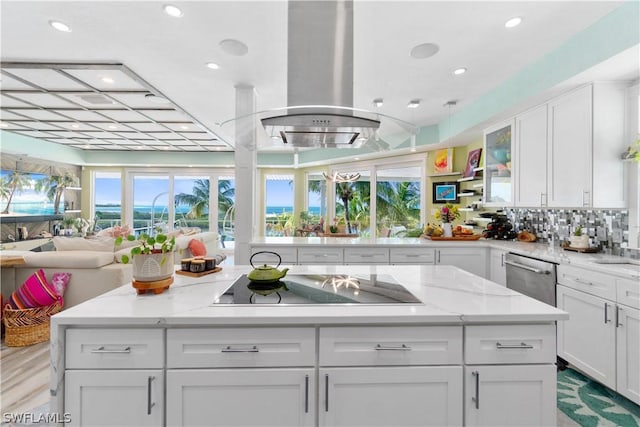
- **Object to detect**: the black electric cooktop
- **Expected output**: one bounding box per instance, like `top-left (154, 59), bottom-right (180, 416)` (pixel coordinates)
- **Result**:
top-left (212, 274), bottom-right (423, 305)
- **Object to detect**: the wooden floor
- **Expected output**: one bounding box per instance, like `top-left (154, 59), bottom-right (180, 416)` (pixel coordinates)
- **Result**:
top-left (1, 340), bottom-right (50, 416)
top-left (0, 338), bottom-right (578, 426)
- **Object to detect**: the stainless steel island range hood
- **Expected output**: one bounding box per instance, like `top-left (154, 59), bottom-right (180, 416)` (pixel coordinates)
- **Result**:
top-left (261, 0), bottom-right (381, 148)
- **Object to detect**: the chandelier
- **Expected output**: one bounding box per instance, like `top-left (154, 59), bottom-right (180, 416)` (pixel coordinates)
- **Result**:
top-left (322, 171), bottom-right (361, 183)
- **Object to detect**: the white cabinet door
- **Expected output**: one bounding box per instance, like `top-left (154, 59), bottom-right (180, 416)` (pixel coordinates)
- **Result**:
top-left (166, 368), bottom-right (315, 427)
top-left (514, 104), bottom-right (548, 207)
top-left (483, 120), bottom-right (514, 207)
top-left (297, 247), bottom-right (344, 264)
top-left (616, 305), bottom-right (640, 405)
top-left (464, 365), bottom-right (556, 427)
top-left (65, 370), bottom-right (163, 427)
top-left (556, 285), bottom-right (616, 388)
top-left (436, 247), bottom-right (487, 278)
top-left (320, 366), bottom-right (463, 427)
top-left (547, 85), bottom-right (593, 207)
top-left (488, 249), bottom-right (507, 286)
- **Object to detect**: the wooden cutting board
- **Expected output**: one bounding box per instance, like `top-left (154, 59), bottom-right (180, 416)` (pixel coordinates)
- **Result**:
top-left (421, 234), bottom-right (482, 241)
top-left (175, 267), bottom-right (222, 277)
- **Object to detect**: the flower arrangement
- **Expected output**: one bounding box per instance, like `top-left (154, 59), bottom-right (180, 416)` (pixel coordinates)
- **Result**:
top-left (434, 204), bottom-right (460, 223)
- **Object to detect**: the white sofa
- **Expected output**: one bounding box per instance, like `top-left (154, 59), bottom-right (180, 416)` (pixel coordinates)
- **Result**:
top-left (1, 231), bottom-right (221, 309)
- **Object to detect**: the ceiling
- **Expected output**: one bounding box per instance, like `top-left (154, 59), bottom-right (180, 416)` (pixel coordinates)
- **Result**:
top-left (0, 0), bottom-right (637, 157)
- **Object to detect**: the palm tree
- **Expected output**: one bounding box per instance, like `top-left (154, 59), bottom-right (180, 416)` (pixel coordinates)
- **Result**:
top-left (174, 179), bottom-right (235, 219)
top-left (34, 173), bottom-right (75, 215)
top-left (335, 181), bottom-right (370, 234)
top-left (376, 181), bottom-right (421, 228)
top-left (1, 171), bottom-right (31, 214)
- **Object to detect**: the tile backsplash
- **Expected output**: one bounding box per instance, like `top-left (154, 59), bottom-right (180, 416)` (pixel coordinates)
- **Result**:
top-left (503, 208), bottom-right (638, 258)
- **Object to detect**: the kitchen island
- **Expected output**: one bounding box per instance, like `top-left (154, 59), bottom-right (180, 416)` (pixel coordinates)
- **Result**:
top-left (51, 264), bottom-right (567, 426)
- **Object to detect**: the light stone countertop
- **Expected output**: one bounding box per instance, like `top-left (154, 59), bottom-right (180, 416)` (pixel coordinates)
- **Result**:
top-left (52, 264), bottom-right (567, 327)
top-left (251, 237), bottom-right (640, 280)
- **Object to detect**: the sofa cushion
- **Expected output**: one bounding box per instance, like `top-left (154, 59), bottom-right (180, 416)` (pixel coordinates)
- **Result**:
top-left (51, 272), bottom-right (71, 297)
top-left (23, 251), bottom-right (114, 269)
top-left (53, 236), bottom-right (115, 252)
top-left (8, 268), bottom-right (61, 309)
top-left (188, 239), bottom-right (207, 257)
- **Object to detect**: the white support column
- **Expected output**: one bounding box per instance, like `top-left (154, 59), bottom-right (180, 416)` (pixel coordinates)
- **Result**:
top-left (233, 84), bottom-right (257, 265)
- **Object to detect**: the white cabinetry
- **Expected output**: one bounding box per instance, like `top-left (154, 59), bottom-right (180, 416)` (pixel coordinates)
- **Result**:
top-left (298, 247), bottom-right (343, 264)
top-left (547, 83), bottom-right (628, 208)
top-left (321, 366), bottom-right (462, 427)
top-left (166, 369), bottom-right (314, 427)
top-left (464, 324), bottom-right (557, 426)
top-left (344, 247), bottom-right (389, 264)
top-left (557, 265), bottom-right (640, 404)
top-left (483, 120), bottom-right (514, 207)
top-left (319, 326), bottom-right (463, 426)
top-left (436, 247), bottom-right (487, 278)
top-left (63, 329), bottom-right (165, 426)
top-left (390, 247), bottom-right (436, 264)
top-left (514, 104), bottom-right (548, 207)
top-left (488, 249), bottom-right (507, 286)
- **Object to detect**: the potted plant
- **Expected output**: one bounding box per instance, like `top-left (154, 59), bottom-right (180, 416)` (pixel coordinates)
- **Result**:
top-left (569, 225), bottom-right (589, 248)
top-left (116, 231), bottom-right (176, 283)
top-left (61, 216), bottom-right (78, 236)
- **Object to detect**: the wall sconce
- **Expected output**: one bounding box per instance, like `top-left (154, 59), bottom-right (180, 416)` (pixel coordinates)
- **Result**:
top-left (322, 171), bottom-right (361, 182)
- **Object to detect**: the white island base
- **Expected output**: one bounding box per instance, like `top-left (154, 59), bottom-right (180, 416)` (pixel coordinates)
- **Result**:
top-left (50, 265), bottom-right (567, 426)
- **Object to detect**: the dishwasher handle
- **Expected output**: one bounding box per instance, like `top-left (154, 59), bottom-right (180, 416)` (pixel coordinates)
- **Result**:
top-left (504, 260), bottom-right (550, 275)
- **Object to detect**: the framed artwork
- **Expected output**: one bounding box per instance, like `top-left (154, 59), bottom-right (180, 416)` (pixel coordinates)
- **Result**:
top-left (432, 181), bottom-right (460, 204)
top-left (462, 148), bottom-right (483, 178)
top-left (433, 148), bottom-right (453, 174)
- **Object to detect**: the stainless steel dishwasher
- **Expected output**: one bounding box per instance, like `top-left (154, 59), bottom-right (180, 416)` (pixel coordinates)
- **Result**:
top-left (505, 252), bottom-right (557, 306)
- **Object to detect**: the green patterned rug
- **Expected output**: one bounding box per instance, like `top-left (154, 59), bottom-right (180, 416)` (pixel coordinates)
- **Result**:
top-left (558, 368), bottom-right (640, 427)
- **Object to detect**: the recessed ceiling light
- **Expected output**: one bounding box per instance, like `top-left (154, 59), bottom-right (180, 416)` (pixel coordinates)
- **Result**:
top-left (219, 39), bottom-right (248, 56)
top-left (71, 123), bottom-right (80, 128)
top-left (407, 99), bottom-right (421, 108)
top-left (101, 77), bottom-right (114, 84)
top-left (505, 17), bottom-right (522, 28)
top-left (49, 20), bottom-right (71, 32)
top-left (145, 93), bottom-right (171, 104)
top-left (108, 125), bottom-right (117, 129)
top-left (373, 98), bottom-right (383, 108)
top-left (410, 43), bottom-right (440, 59)
top-left (83, 144), bottom-right (91, 149)
top-left (354, 157), bottom-right (360, 161)
top-left (180, 125), bottom-right (189, 130)
top-left (206, 62), bottom-right (220, 70)
top-left (135, 146), bottom-right (144, 150)
top-left (163, 4), bottom-right (183, 17)
top-left (453, 67), bottom-right (467, 75)
top-left (0, 122), bottom-right (8, 128)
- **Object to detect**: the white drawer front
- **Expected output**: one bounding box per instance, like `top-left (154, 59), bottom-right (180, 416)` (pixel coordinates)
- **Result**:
top-left (344, 247), bottom-right (389, 264)
top-left (465, 324), bottom-right (555, 365)
top-left (319, 326), bottom-right (462, 366)
top-left (250, 247), bottom-right (297, 265)
top-left (617, 277), bottom-right (640, 309)
top-left (167, 327), bottom-right (316, 368)
top-left (557, 264), bottom-right (615, 301)
top-left (65, 329), bottom-right (164, 369)
top-left (390, 248), bottom-right (436, 264)
top-left (298, 247), bottom-right (344, 264)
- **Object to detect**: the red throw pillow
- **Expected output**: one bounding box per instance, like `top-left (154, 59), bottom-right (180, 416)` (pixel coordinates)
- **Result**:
top-left (188, 239), bottom-right (207, 257)
top-left (8, 269), bottom-right (61, 309)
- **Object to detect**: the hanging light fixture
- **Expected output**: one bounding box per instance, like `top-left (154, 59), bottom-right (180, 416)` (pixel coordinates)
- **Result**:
top-left (322, 171), bottom-right (361, 182)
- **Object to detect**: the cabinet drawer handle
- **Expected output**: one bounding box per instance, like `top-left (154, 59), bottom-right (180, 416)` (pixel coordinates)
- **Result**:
top-left (604, 303), bottom-right (610, 324)
top-left (304, 375), bottom-right (309, 413)
top-left (221, 345), bottom-right (259, 353)
top-left (573, 277), bottom-right (594, 286)
top-left (472, 371), bottom-right (480, 409)
top-left (358, 254), bottom-right (374, 258)
top-left (90, 346), bottom-right (131, 354)
top-left (147, 376), bottom-right (155, 415)
top-left (375, 344), bottom-right (412, 351)
top-left (325, 374), bottom-right (329, 412)
top-left (495, 342), bottom-right (534, 349)
top-left (504, 260), bottom-right (547, 274)
top-left (616, 306), bottom-right (622, 327)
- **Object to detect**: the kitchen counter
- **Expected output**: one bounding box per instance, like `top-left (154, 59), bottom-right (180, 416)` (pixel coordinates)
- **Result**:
top-left (251, 236), bottom-right (640, 279)
top-left (50, 265), bottom-right (567, 425)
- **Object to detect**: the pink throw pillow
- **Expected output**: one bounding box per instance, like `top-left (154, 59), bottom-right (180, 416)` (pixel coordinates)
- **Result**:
top-left (188, 239), bottom-right (207, 257)
top-left (8, 269), bottom-right (61, 309)
top-left (51, 272), bottom-right (71, 297)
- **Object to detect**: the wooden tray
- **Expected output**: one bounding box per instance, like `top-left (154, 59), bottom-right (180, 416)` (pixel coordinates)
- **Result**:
top-left (561, 244), bottom-right (599, 253)
top-left (421, 234), bottom-right (482, 241)
top-left (175, 267), bottom-right (222, 278)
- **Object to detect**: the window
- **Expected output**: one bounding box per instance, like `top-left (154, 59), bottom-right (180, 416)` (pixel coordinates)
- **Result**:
top-left (132, 175), bottom-right (170, 235)
top-left (219, 176), bottom-right (235, 248)
top-left (307, 172), bottom-right (326, 228)
top-left (376, 166), bottom-right (422, 237)
top-left (174, 176), bottom-right (211, 232)
top-left (334, 170), bottom-right (370, 236)
top-left (265, 174), bottom-right (294, 236)
top-left (94, 171), bottom-right (122, 230)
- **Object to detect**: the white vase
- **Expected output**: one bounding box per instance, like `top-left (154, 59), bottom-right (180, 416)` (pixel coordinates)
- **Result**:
top-left (569, 235), bottom-right (589, 248)
top-left (442, 223), bottom-right (453, 238)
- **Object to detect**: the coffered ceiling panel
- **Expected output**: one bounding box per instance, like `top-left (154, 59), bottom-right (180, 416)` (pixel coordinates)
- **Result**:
top-left (0, 62), bottom-right (230, 152)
